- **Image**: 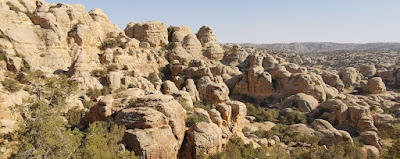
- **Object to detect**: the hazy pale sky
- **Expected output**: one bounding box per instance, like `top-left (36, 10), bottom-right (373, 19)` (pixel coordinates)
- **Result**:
top-left (46, 0), bottom-right (400, 43)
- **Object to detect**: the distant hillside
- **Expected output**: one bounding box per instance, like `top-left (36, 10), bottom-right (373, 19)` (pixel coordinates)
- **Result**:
top-left (240, 42), bottom-right (400, 53)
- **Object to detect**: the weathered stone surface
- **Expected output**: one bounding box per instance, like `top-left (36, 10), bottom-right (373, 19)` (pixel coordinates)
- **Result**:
top-left (234, 66), bottom-right (274, 100)
top-left (277, 93), bottom-right (319, 113)
top-left (124, 126), bottom-right (179, 159)
top-left (366, 77), bottom-right (386, 94)
top-left (115, 107), bottom-right (168, 129)
top-left (127, 21), bottom-right (168, 47)
top-left (197, 26), bottom-right (217, 45)
top-left (360, 131), bottom-right (382, 151)
top-left (180, 122), bottom-right (223, 158)
top-left (311, 119), bottom-right (346, 146)
top-left (359, 64), bottom-right (376, 78)
top-left (183, 79), bottom-right (200, 102)
top-left (339, 67), bottom-right (361, 88)
top-left (317, 99), bottom-right (349, 126)
top-left (89, 95), bottom-right (114, 123)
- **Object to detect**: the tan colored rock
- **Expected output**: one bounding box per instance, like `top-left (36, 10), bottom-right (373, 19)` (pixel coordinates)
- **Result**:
top-left (182, 34), bottom-right (202, 55)
top-left (339, 67), bottom-right (361, 88)
top-left (285, 73), bottom-right (327, 102)
top-left (171, 26), bottom-right (192, 43)
top-left (318, 99), bottom-right (349, 126)
top-left (115, 107), bottom-right (168, 129)
top-left (203, 43), bottom-right (224, 60)
top-left (321, 72), bottom-right (345, 91)
top-left (196, 26), bottom-right (217, 45)
top-left (180, 122), bottom-right (223, 158)
top-left (132, 94), bottom-right (187, 143)
top-left (129, 21), bottom-right (168, 47)
top-left (367, 77), bottom-right (386, 94)
top-left (162, 80), bottom-right (179, 95)
top-left (234, 66), bottom-right (274, 100)
top-left (372, 113), bottom-right (394, 133)
top-left (348, 104), bottom-right (377, 132)
top-left (124, 126), bottom-right (179, 159)
top-left (199, 77), bottom-right (230, 104)
top-left (107, 71), bottom-right (123, 89)
top-left (89, 95), bottom-right (114, 123)
top-left (208, 109), bottom-right (223, 126)
top-left (311, 119), bottom-right (346, 146)
top-left (287, 124), bottom-right (315, 136)
top-left (361, 145), bottom-right (380, 158)
top-left (360, 131), bottom-right (382, 151)
top-left (183, 79), bottom-right (200, 102)
top-left (277, 93), bottom-right (319, 113)
top-left (359, 64), bottom-right (376, 78)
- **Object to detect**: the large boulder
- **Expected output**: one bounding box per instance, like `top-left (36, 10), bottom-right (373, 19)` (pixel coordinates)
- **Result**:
top-left (196, 26), bottom-right (217, 45)
top-left (366, 77), bottom-right (386, 94)
top-left (360, 131), bottom-right (382, 151)
top-left (127, 21), bottom-right (168, 47)
top-left (359, 64), bottom-right (376, 78)
top-left (179, 122), bottom-right (223, 159)
top-left (285, 73), bottom-right (327, 102)
top-left (233, 66), bottom-right (274, 100)
top-left (89, 95), bottom-right (114, 123)
top-left (311, 119), bottom-right (348, 146)
top-left (183, 79), bottom-right (200, 102)
top-left (317, 99), bottom-right (349, 126)
top-left (277, 93), bottom-right (319, 113)
top-left (339, 67), bottom-right (361, 88)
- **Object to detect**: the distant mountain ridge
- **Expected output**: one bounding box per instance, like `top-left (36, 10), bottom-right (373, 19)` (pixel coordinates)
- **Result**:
top-left (240, 42), bottom-right (400, 53)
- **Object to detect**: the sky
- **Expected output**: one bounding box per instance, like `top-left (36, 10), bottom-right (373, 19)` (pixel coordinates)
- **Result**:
top-left (46, 0), bottom-right (400, 44)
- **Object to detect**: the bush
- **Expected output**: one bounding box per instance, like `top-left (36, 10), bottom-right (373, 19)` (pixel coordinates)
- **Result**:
top-left (193, 101), bottom-right (212, 111)
top-left (1, 78), bottom-right (22, 93)
top-left (186, 114), bottom-right (209, 127)
top-left (91, 69), bottom-right (107, 78)
top-left (106, 65), bottom-right (118, 72)
top-left (158, 66), bottom-right (172, 81)
top-left (291, 141), bottom-right (364, 159)
top-left (178, 98), bottom-right (193, 112)
top-left (209, 137), bottom-right (269, 159)
top-left (246, 103), bottom-right (278, 122)
top-left (87, 88), bottom-right (102, 100)
top-left (278, 110), bottom-right (306, 125)
top-left (79, 122), bottom-right (138, 159)
top-left (147, 72), bottom-right (160, 84)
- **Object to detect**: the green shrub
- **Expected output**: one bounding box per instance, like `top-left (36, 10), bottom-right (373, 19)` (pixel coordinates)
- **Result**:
top-left (1, 78), bottom-right (22, 93)
top-left (91, 69), bottom-right (107, 78)
top-left (278, 110), bottom-right (306, 125)
top-left (178, 98), bottom-right (193, 112)
top-left (106, 64), bottom-right (118, 72)
top-left (80, 122), bottom-right (138, 159)
top-left (158, 66), bottom-right (172, 81)
top-left (82, 100), bottom-right (95, 109)
top-left (209, 137), bottom-right (269, 159)
top-left (100, 87), bottom-right (113, 96)
top-left (64, 107), bottom-right (87, 126)
top-left (87, 88), bottom-right (102, 100)
top-left (146, 72), bottom-right (160, 83)
top-left (291, 141), bottom-right (364, 159)
top-left (186, 114), bottom-right (209, 127)
top-left (246, 103), bottom-right (278, 122)
top-left (128, 84), bottom-right (137, 88)
top-left (193, 101), bottom-right (212, 111)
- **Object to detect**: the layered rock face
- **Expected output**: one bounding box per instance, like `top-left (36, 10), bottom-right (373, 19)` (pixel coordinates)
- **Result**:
top-left (1, 1), bottom-right (399, 159)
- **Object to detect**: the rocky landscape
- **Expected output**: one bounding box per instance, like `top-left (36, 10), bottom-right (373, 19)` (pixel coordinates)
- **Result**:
top-left (0, 0), bottom-right (400, 159)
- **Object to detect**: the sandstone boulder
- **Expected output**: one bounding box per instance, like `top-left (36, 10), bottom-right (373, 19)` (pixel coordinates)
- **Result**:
top-left (359, 64), bottom-right (376, 78)
top-left (366, 77), bottom-right (386, 94)
top-left (128, 21), bottom-right (168, 47)
top-left (180, 122), bottom-right (223, 159)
